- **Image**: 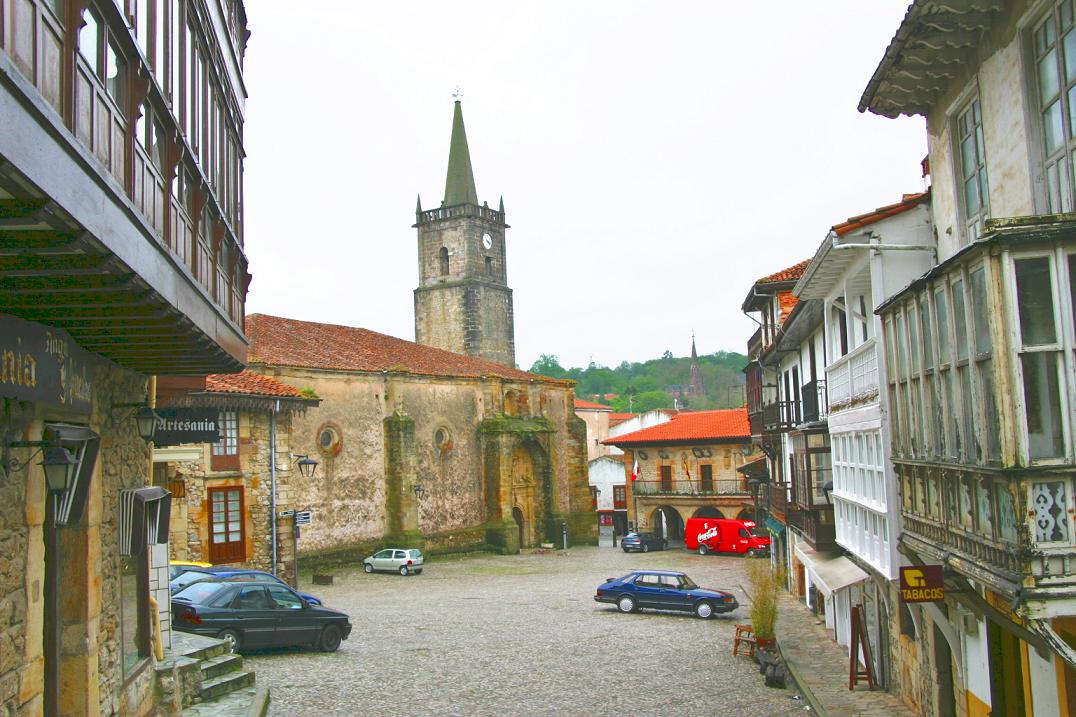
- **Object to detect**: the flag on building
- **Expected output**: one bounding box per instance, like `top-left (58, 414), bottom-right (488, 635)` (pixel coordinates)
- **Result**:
top-left (631, 458), bottom-right (639, 481)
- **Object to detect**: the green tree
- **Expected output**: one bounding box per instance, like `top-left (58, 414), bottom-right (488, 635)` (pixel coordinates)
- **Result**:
top-left (529, 354), bottom-right (568, 379)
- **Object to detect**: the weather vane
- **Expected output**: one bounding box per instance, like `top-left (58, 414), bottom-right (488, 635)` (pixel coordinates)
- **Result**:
top-left (452, 86), bottom-right (463, 102)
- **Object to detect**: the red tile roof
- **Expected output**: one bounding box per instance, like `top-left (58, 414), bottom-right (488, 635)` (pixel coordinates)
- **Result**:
top-left (608, 413), bottom-right (636, 427)
top-left (205, 370), bottom-right (305, 398)
top-left (833, 192), bottom-right (928, 237)
top-left (603, 408), bottom-right (750, 445)
top-left (245, 314), bottom-right (567, 384)
top-left (757, 259), bottom-right (811, 285)
top-left (574, 399), bottom-right (611, 411)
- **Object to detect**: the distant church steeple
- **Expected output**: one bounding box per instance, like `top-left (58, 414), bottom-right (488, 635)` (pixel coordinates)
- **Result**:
top-left (413, 99), bottom-right (516, 367)
top-left (688, 334), bottom-right (705, 398)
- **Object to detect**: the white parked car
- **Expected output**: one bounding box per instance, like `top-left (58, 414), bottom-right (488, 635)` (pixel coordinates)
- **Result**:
top-left (363, 548), bottom-right (424, 576)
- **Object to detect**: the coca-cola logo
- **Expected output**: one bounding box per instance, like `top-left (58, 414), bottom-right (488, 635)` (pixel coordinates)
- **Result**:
top-left (697, 527), bottom-right (718, 542)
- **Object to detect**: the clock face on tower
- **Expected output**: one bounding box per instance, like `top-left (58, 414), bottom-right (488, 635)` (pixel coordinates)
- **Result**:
top-left (482, 233), bottom-right (493, 249)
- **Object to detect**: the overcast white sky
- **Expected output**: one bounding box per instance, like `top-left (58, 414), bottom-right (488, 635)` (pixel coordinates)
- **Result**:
top-left (242, 1), bottom-right (925, 371)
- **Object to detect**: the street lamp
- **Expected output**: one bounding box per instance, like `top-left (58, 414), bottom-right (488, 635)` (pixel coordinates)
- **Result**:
top-left (292, 454), bottom-right (318, 478)
top-left (40, 446), bottom-right (79, 492)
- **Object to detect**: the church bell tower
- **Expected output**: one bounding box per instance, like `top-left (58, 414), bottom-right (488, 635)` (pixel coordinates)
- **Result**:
top-left (414, 100), bottom-right (516, 367)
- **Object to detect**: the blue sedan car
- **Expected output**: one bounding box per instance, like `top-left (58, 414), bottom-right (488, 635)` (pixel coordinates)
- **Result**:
top-left (594, 569), bottom-right (738, 619)
top-left (170, 567), bottom-right (323, 606)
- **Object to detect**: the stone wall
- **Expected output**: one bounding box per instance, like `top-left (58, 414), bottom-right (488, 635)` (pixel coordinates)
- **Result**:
top-left (250, 366), bottom-right (595, 563)
top-left (0, 359), bottom-right (157, 716)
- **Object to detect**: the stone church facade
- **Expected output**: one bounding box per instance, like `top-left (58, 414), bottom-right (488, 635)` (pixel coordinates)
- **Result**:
top-left (245, 314), bottom-right (594, 558)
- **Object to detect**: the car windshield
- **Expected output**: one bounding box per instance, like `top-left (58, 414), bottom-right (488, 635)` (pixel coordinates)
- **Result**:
top-left (173, 581), bottom-right (228, 604)
top-left (172, 569), bottom-right (215, 590)
top-left (679, 575), bottom-right (699, 590)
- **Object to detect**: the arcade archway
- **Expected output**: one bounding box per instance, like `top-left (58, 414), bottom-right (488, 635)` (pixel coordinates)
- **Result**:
top-left (649, 505), bottom-right (684, 540)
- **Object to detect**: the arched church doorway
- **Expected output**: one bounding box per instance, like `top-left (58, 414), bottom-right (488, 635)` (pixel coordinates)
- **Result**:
top-left (512, 507), bottom-right (525, 550)
top-left (650, 505), bottom-right (684, 541)
top-left (693, 506), bottom-right (724, 518)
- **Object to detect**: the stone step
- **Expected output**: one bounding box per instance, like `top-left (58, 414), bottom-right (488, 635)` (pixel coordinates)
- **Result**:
top-left (171, 631), bottom-right (232, 662)
top-left (198, 669), bottom-right (256, 702)
top-left (199, 653), bottom-right (244, 681)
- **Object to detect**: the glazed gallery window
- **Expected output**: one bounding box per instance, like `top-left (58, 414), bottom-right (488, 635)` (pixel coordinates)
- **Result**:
top-left (208, 486), bottom-right (244, 563)
top-left (1012, 253), bottom-right (1070, 461)
top-left (884, 261), bottom-right (1001, 466)
top-left (955, 97), bottom-right (989, 242)
top-left (211, 411), bottom-right (239, 470)
top-left (119, 553), bottom-right (149, 677)
top-left (1033, 1), bottom-right (1076, 212)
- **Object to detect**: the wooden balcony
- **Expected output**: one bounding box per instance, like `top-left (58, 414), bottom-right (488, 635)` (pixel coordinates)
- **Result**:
top-left (801, 379), bottom-right (828, 423)
top-left (765, 482), bottom-right (803, 524)
top-left (799, 506), bottom-right (837, 550)
top-left (762, 401), bottom-right (795, 433)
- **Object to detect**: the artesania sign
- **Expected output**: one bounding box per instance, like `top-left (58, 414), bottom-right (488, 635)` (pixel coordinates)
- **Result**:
top-left (899, 565), bottom-right (945, 603)
top-left (152, 409), bottom-right (220, 447)
top-left (0, 314), bottom-right (95, 412)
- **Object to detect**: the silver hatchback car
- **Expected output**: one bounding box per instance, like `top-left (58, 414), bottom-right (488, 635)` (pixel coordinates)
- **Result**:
top-left (363, 548), bottom-right (424, 576)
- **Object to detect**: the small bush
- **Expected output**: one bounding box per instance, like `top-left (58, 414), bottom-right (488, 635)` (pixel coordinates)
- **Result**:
top-left (745, 557), bottom-right (785, 640)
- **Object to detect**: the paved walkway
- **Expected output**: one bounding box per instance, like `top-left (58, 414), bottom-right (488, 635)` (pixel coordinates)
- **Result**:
top-left (776, 592), bottom-right (916, 717)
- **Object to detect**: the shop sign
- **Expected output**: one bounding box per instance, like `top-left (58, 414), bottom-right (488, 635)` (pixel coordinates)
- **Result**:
top-left (0, 314), bottom-right (95, 413)
top-left (153, 408), bottom-right (220, 447)
top-left (899, 565), bottom-right (945, 603)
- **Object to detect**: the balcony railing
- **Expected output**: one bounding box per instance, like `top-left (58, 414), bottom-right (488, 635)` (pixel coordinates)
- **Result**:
top-left (766, 482), bottom-right (801, 523)
top-left (826, 339), bottom-right (879, 411)
top-left (633, 478), bottom-right (750, 497)
top-left (801, 379), bottom-right (828, 423)
top-left (800, 506), bottom-right (837, 550)
top-left (762, 401), bottom-right (795, 432)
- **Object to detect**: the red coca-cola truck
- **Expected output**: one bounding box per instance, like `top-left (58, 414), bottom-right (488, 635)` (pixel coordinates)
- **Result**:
top-left (685, 517), bottom-right (770, 557)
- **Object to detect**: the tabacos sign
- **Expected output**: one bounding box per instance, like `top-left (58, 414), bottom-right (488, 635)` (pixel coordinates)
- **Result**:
top-left (899, 565), bottom-right (944, 603)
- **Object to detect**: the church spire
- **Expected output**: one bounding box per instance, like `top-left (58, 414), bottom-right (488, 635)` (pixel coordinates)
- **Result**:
top-left (443, 100), bottom-right (478, 207)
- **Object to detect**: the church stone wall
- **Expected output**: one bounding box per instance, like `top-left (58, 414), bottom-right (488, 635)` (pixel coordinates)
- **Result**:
top-left (255, 366), bottom-right (593, 560)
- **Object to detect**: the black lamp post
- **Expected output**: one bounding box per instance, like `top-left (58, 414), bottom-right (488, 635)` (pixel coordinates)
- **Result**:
top-left (134, 406), bottom-right (159, 442)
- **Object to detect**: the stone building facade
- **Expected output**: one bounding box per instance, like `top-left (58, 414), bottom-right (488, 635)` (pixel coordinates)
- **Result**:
top-left (414, 101), bottom-right (516, 368)
top-left (244, 314), bottom-right (595, 560)
top-left (153, 372), bottom-right (318, 586)
top-left (0, 0), bottom-right (250, 714)
top-left (604, 409), bottom-right (762, 540)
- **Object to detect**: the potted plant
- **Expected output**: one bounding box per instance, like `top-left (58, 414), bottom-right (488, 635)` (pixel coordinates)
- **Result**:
top-left (745, 557), bottom-right (782, 650)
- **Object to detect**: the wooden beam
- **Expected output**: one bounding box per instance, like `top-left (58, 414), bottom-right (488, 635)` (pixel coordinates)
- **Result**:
top-left (0, 229), bottom-right (86, 250)
top-left (0, 274), bottom-right (136, 292)
top-left (0, 199), bottom-right (49, 221)
top-left (0, 254), bottom-right (111, 272)
top-left (909, 30), bottom-right (981, 49)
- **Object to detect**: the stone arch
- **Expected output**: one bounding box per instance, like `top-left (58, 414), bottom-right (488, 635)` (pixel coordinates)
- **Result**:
top-left (507, 436), bottom-right (552, 548)
top-left (649, 505), bottom-right (685, 541)
top-left (439, 246), bottom-right (449, 275)
top-left (693, 506), bottom-right (724, 518)
top-left (736, 508), bottom-right (755, 520)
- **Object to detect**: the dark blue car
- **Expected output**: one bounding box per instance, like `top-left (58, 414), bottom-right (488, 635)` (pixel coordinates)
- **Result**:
top-left (594, 569), bottom-right (738, 619)
top-left (620, 532), bottom-right (668, 553)
top-left (170, 567), bottom-right (323, 606)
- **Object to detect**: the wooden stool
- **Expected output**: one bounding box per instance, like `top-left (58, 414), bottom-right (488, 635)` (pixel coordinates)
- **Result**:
top-left (733, 623), bottom-right (757, 657)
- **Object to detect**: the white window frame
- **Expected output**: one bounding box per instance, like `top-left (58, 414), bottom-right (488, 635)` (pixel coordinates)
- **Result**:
top-left (952, 94), bottom-right (990, 245)
top-left (1005, 248), bottom-right (1074, 465)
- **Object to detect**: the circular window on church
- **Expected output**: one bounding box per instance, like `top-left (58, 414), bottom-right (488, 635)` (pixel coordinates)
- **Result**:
top-left (316, 422), bottom-right (343, 458)
top-left (434, 426), bottom-right (453, 457)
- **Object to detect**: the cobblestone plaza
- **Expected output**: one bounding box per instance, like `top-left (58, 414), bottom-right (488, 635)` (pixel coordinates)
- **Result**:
top-left (245, 547), bottom-right (809, 716)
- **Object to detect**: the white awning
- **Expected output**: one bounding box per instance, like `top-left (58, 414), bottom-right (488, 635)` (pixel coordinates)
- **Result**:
top-left (795, 544), bottom-right (869, 597)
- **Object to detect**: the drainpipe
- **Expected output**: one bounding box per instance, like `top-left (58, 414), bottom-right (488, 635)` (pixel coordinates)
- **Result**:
top-left (270, 400), bottom-right (279, 576)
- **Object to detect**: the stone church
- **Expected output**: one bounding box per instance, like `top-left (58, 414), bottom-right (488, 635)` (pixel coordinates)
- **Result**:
top-left (245, 101), bottom-right (594, 558)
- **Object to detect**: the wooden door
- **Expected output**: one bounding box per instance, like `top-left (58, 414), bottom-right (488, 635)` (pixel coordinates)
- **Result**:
top-left (208, 487), bottom-right (244, 563)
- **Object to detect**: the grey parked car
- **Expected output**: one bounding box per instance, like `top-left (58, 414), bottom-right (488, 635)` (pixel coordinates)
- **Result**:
top-left (363, 548), bottom-right (424, 576)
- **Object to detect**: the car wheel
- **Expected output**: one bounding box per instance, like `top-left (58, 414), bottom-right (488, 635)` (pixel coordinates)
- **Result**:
top-left (697, 544), bottom-right (709, 556)
top-left (399, 565), bottom-right (409, 576)
top-left (694, 601), bottom-right (714, 619)
top-left (641, 544), bottom-right (649, 553)
top-left (747, 549), bottom-right (757, 558)
top-left (622, 547), bottom-right (629, 553)
top-left (363, 563), bottom-right (374, 573)
top-left (317, 625), bottom-right (342, 653)
top-left (617, 595), bottom-right (637, 613)
top-left (217, 628), bottom-right (241, 652)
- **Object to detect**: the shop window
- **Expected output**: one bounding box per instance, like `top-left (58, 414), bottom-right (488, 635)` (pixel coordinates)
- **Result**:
top-left (211, 411), bottom-right (239, 470)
